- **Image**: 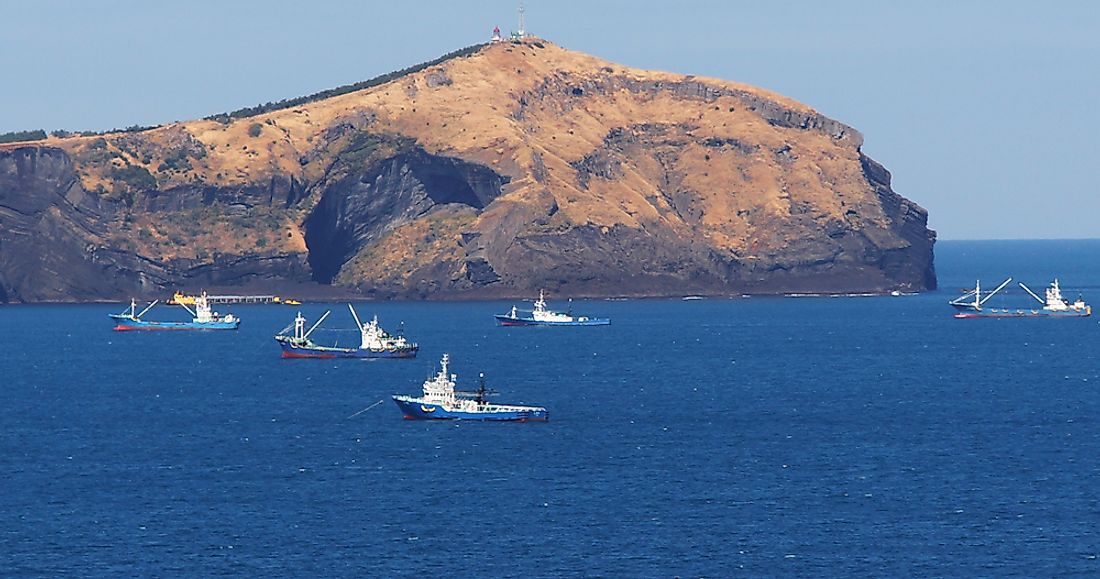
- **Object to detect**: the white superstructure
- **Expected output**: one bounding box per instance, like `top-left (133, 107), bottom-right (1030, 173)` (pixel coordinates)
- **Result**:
top-left (348, 305), bottom-right (412, 351)
top-left (529, 290), bottom-right (582, 322)
top-left (179, 291), bottom-right (236, 324)
top-left (1024, 279), bottom-right (1089, 313)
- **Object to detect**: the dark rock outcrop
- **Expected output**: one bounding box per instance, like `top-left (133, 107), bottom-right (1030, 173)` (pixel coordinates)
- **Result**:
top-left (303, 144), bottom-right (510, 284)
top-left (0, 146), bottom-right (114, 301)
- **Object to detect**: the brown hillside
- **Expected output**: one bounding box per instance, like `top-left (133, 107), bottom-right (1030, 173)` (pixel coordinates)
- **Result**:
top-left (0, 38), bottom-right (934, 302)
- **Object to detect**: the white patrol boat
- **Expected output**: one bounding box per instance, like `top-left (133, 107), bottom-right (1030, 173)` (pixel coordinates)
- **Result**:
top-left (495, 290), bottom-right (610, 326)
top-left (391, 355), bottom-right (548, 421)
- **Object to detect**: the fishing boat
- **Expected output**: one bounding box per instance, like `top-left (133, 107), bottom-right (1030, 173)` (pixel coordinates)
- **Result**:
top-left (109, 292), bottom-right (240, 331)
top-left (495, 290), bottom-right (610, 326)
top-left (953, 278), bottom-right (1091, 318)
top-left (274, 305), bottom-right (418, 358)
top-left (391, 354), bottom-right (548, 421)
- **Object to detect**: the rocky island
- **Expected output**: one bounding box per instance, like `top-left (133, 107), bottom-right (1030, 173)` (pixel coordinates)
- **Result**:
top-left (0, 38), bottom-right (935, 302)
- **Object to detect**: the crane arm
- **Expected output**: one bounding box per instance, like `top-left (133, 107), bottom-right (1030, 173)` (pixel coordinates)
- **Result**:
top-left (978, 277), bottom-right (1013, 305)
top-left (348, 304), bottom-right (364, 330)
top-left (136, 300), bottom-right (159, 318)
top-left (304, 310), bottom-right (331, 339)
top-left (1018, 283), bottom-right (1044, 304)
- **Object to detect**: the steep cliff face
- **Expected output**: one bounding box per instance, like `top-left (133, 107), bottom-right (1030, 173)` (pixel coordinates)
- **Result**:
top-left (303, 139), bottom-right (510, 285)
top-left (0, 39), bottom-right (934, 302)
top-left (0, 146), bottom-right (110, 301)
top-left (0, 146), bottom-right (313, 301)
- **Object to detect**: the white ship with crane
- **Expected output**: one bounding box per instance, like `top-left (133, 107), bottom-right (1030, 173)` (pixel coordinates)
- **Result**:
top-left (109, 291), bottom-right (240, 331)
top-left (952, 278), bottom-right (1090, 318)
top-left (274, 305), bottom-right (418, 358)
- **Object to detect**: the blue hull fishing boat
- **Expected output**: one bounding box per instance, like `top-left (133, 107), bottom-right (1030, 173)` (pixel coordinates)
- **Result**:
top-left (392, 355), bottom-right (548, 422)
top-left (495, 290), bottom-right (609, 326)
top-left (109, 293), bottom-right (240, 331)
top-left (274, 305), bottom-right (418, 359)
top-left (951, 278), bottom-right (1091, 319)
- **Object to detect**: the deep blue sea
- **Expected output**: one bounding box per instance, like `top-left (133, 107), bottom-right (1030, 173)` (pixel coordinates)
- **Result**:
top-left (4, 239), bottom-right (1100, 577)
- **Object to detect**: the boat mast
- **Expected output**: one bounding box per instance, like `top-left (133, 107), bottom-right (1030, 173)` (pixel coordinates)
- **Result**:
top-left (293, 311), bottom-right (306, 340)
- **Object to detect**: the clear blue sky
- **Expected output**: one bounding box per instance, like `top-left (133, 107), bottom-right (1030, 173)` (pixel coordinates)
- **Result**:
top-left (3, 1), bottom-right (1097, 240)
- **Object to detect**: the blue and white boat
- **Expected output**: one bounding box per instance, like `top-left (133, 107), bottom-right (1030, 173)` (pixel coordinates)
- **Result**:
top-left (495, 290), bottom-right (609, 326)
top-left (274, 305), bottom-right (418, 358)
top-left (392, 354), bottom-right (548, 421)
top-left (109, 293), bottom-right (240, 331)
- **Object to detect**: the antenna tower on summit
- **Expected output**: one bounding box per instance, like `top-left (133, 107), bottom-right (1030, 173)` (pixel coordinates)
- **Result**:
top-left (517, 1), bottom-right (526, 38)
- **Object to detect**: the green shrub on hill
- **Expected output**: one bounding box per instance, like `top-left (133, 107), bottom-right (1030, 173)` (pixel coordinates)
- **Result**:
top-left (0, 129), bottom-right (47, 144)
top-left (204, 43), bottom-right (487, 123)
top-left (110, 165), bottom-right (157, 191)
